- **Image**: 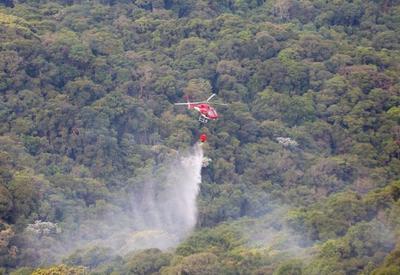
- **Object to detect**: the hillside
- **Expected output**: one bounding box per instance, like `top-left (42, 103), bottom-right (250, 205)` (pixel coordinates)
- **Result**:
top-left (0, 0), bottom-right (399, 274)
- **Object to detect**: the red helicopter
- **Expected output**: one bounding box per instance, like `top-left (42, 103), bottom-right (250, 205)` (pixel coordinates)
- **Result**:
top-left (174, 94), bottom-right (226, 124)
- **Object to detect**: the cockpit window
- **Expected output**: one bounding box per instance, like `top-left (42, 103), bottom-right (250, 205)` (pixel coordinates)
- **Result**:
top-left (208, 109), bottom-right (217, 116)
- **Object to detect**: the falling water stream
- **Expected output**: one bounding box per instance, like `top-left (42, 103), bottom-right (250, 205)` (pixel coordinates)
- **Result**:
top-left (25, 144), bottom-right (204, 263)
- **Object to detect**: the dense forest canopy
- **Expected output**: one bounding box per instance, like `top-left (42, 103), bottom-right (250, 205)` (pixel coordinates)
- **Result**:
top-left (0, 0), bottom-right (399, 274)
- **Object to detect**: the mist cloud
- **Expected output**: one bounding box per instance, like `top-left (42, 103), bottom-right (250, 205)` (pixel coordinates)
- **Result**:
top-left (24, 144), bottom-right (204, 264)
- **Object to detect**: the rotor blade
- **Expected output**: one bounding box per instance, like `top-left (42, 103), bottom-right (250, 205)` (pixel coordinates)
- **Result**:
top-left (176, 100), bottom-right (225, 105)
top-left (211, 103), bottom-right (228, 106)
top-left (206, 94), bottom-right (216, 102)
top-left (177, 101), bottom-right (209, 104)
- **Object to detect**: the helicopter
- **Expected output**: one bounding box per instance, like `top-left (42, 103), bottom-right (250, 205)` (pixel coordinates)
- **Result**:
top-left (174, 94), bottom-right (226, 124)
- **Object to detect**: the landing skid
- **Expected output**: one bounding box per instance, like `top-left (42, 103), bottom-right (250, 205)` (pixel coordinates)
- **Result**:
top-left (199, 116), bottom-right (208, 123)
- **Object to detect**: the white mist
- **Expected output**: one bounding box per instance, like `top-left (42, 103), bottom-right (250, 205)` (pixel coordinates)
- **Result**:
top-left (121, 143), bottom-right (204, 252)
top-left (25, 143), bottom-right (204, 262)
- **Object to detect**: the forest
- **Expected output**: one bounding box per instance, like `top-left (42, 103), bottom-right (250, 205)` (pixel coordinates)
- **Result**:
top-left (0, 0), bottom-right (399, 274)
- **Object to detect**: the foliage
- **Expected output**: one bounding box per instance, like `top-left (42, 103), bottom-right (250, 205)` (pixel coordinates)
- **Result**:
top-left (31, 265), bottom-right (86, 275)
top-left (0, 0), bottom-right (399, 273)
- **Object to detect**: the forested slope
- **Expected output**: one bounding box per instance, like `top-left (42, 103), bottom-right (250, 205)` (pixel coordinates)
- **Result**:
top-left (0, 0), bottom-right (399, 274)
